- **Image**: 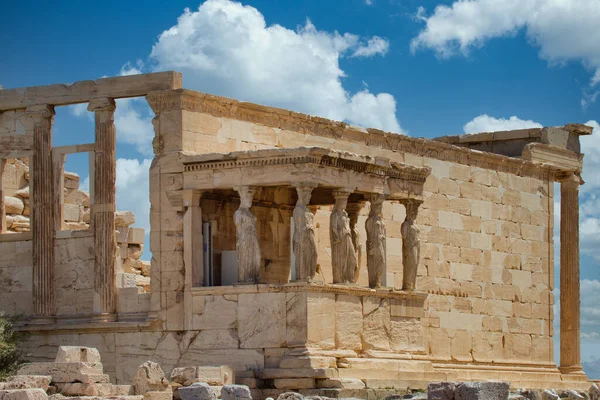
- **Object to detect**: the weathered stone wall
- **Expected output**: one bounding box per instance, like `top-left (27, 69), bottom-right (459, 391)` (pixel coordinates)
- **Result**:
top-left (146, 89), bottom-right (554, 367)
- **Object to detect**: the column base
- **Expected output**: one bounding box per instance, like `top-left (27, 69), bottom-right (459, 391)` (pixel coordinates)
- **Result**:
top-left (27, 316), bottom-right (56, 325)
top-left (558, 364), bottom-right (585, 374)
top-left (91, 313), bottom-right (117, 323)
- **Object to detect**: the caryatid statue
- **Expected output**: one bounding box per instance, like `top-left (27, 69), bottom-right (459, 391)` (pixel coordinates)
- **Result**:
top-left (401, 200), bottom-right (421, 291)
top-left (293, 183), bottom-right (318, 281)
top-left (330, 190), bottom-right (358, 284)
top-left (234, 186), bottom-right (261, 283)
top-left (365, 194), bottom-right (386, 288)
top-left (346, 202), bottom-right (364, 283)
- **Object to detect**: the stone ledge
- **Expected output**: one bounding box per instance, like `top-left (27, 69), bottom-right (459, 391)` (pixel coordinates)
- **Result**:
top-left (191, 282), bottom-right (428, 301)
top-left (15, 313), bottom-right (154, 333)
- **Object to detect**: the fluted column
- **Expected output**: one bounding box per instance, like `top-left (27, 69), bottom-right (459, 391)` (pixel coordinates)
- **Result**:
top-left (28, 104), bottom-right (56, 318)
top-left (559, 172), bottom-right (583, 374)
top-left (89, 98), bottom-right (117, 318)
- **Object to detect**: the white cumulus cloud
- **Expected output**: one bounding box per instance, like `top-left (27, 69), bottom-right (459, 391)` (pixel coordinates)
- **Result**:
top-left (411, 0), bottom-right (600, 102)
top-left (463, 114), bottom-right (542, 134)
top-left (150, 0), bottom-right (402, 133)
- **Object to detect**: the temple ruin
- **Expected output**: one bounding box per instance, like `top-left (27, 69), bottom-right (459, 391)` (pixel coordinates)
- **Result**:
top-left (0, 71), bottom-right (596, 397)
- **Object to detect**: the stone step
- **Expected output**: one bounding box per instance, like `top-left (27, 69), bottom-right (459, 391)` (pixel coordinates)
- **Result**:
top-left (279, 356), bottom-right (337, 369)
top-left (255, 368), bottom-right (338, 379)
top-left (339, 358), bottom-right (435, 372)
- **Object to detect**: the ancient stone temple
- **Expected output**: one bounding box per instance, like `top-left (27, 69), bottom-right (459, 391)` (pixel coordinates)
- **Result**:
top-left (0, 72), bottom-right (594, 395)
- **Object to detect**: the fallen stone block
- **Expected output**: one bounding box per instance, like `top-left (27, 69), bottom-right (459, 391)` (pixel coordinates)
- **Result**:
top-left (55, 347), bottom-right (101, 363)
top-left (221, 385), bottom-right (251, 400)
top-left (428, 382), bottom-right (456, 400)
top-left (518, 390), bottom-right (542, 400)
top-left (54, 383), bottom-right (122, 396)
top-left (170, 366), bottom-right (234, 386)
top-left (591, 384), bottom-right (600, 400)
top-left (116, 211), bottom-right (136, 227)
top-left (48, 395), bottom-right (143, 400)
top-left (316, 378), bottom-right (364, 389)
top-left (5, 376), bottom-right (51, 391)
top-left (563, 391), bottom-right (584, 400)
top-left (17, 363), bottom-right (108, 384)
top-left (0, 389), bottom-right (48, 400)
top-left (454, 382), bottom-right (509, 400)
top-left (5, 196), bottom-right (25, 215)
top-left (143, 391), bottom-right (173, 400)
top-left (178, 382), bottom-right (215, 400)
top-left (132, 362), bottom-right (170, 395)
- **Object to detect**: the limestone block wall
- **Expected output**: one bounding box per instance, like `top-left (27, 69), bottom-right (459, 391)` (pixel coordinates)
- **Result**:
top-left (146, 89), bottom-right (555, 367)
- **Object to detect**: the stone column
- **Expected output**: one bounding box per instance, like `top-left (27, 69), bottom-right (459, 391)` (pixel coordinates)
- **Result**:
top-left (0, 159), bottom-right (6, 233)
top-left (330, 190), bottom-right (358, 284)
top-left (88, 98), bottom-right (117, 318)
top-left (234, 186), bottom-right (261, 283)
top-left (292, 182), bottom-right (318, 281)
top-left (558, 172), bottom-right (583, 374)
top-left (366, 194), bottom-right (386, 288)
top-left (401, 199), bottom-right (421, 291)
top-left (28, 104), bottom-right (56, 318)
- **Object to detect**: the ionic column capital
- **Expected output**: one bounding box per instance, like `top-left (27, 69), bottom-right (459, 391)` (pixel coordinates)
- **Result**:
top-left (25, 104), bottom-right (55, 122)
top-left (332, 189), bottom-right (353, 199)
top-left (88, 98), bottom-right (116, 112)
top-left (557, 172), bottom-right (582, 188)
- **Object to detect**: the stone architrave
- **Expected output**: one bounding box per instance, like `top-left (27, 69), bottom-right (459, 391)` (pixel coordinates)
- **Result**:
top-left (293, 183), bottom-right (318, 281)
top-left (234, 186), bottom-right (261, 283)
top-left (28, 104), bottom-right (56, 317)
top-left (401, 199), bottom-right (421, 291)
top-left (558, 172), bottom-right (583, 373)
top-left (346, 202), bottom-right (364, 283)
top-left (88, 98), bottom-right (117, 317)
top-left (365, 194), bottom-right (386, 288)
top-left (330, 190), bottom-right (358, 284)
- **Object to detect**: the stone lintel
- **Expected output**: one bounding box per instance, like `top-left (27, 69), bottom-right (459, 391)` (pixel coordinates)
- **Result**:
top-left (0, 71), bottom-right (182, 111)
top-left (522, 143), bottom-right (583, 174)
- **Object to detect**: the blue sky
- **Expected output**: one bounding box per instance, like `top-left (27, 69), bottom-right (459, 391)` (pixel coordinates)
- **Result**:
top-left (2, 0), bottom-right (600, 373)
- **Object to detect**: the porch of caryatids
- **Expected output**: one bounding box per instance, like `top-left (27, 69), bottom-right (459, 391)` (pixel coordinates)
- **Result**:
top-left (330, 190), bottom-right (358, 284)
top-left (558, 172), bottom-right (584, 374)
top-left (234, 186), bottom-right (261, 283)
top-left (292, 182), bottom-right (318, 281)
top-left (365, 194), bottom-right (386, 289)
top-left (88, 98), bottom-right (118, 318)
top-left (28, 104), bottom-right (56, 318)
top-left (401, 199), bottom-right (422, 291)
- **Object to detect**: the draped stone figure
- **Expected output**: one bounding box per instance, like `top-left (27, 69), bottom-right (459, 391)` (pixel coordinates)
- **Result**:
top-left (402, 200), bottom-right (421, 291)
top-left (234, 186), bottom-right (261, 283)
top-left (330, 191), bottom-right (358, 284)
top-left (366, 194), bottom-right (386, 288)
top-left (293, 184), bottom-right (318, 281)
top-left (346, 202), bottom-right (364, 283)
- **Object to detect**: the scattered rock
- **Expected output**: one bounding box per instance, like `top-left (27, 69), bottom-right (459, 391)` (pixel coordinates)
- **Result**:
top-left (591, 384), bottom-right (600, 400)
top-left (65, 189), bottom-right (90, 207)
top-left (520, 390), bottom-right (542, 400)
top-left (132, 361), bottom-right (170, 395)
top-left (5, 196), bottom-right (24, 214)
top-left (178, 382), bottom-right (215, 400)
top-left (221, 384), bottom-right (251, 400)
top-left (277, 393), bottom-right (305, 400)
top-left (455, 382), bottom-right (510, 400)
top-left (128, 244), bottom-right (144, 260)
top-left (0, 388), bottom-right (49, 400)
top-left (542, 390), bottom-right (559, 400)
top-left (564, 391), bottom-right (585, 400)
